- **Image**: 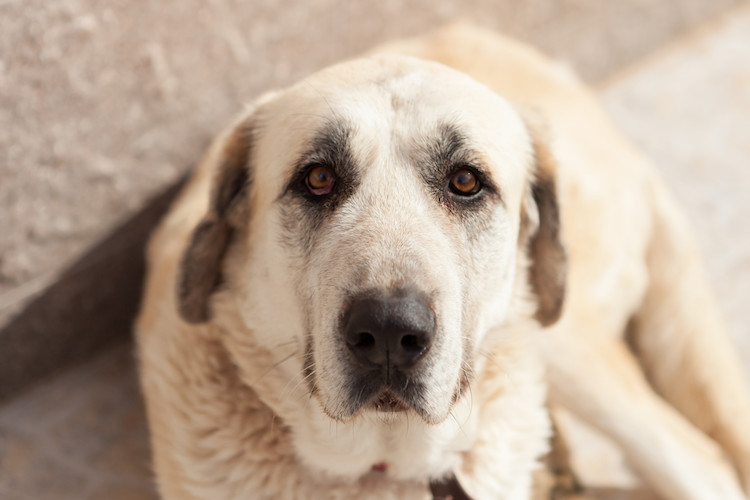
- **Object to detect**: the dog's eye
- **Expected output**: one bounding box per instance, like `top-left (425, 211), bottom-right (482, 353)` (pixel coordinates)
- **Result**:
top-left (449, 168), bottom-right (481, 196)
top-left (305, 165), bottom-right (335, 195)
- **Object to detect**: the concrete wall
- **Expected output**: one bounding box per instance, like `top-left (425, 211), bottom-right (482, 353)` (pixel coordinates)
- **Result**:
top-left (0, 0), bottom-right (745, 400)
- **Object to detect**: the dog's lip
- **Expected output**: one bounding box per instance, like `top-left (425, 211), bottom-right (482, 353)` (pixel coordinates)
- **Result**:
top-left (370, 389), bottom-right (409, 412)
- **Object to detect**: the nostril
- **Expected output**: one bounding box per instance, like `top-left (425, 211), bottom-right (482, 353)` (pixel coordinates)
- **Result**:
top-left (351, 332), bottom-right (375, 349)
top-left (400, 334), bottom-right (422, 353)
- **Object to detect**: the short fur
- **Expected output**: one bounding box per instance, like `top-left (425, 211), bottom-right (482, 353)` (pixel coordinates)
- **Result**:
top-left (136, 24), bottom-right (750, 500)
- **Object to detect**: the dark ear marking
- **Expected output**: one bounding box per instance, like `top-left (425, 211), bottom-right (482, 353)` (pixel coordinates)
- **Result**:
top-left (213, 125), bottom-right (252, 218)
top-left (177, 122), bottom-right (253, 323)
top-left (523, 128), bottom-right (567, 327)
top-left (177, 218), bottom-right (233, 323)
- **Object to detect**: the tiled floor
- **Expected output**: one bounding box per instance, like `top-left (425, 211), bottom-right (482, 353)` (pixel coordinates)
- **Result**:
top-left (2, 5), bottom-right (749, 499)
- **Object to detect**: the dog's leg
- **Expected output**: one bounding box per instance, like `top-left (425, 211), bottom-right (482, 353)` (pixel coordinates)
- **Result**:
top-left (627, 184), bottom-right (750, 495)
top-left (541, 321), bottom-right (747, 500)
top-left (546, 416), bottom-right (586, 500)
top-left (532, 414), bottom-right (592, 500)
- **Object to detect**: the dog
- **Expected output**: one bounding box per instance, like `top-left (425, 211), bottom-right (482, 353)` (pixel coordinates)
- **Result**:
top-left (135, 24), bottom-right (750, 500)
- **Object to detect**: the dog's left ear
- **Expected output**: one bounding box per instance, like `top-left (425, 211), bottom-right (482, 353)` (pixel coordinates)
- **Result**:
top-left (520, 127), bottom-right (567, 327)
top-left (177, 121), bottom-right (253, 323)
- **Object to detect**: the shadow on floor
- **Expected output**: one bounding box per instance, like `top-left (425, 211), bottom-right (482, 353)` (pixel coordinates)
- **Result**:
top-left (0, 177), bottom-right (186, 403)
top-left (585, 486), bottom-right (661, 500)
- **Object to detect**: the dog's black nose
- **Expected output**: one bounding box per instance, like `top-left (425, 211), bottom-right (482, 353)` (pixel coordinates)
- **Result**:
top-left (343, 289), bottom-right (435, 370)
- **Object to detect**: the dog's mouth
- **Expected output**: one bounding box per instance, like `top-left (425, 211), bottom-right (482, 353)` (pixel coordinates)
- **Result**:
top-left (311, 359), bottom-right (458, 424)
top-left (369, 389), bottom-right (409, 413)
top-left (354, 369), bottom-right (430, 418)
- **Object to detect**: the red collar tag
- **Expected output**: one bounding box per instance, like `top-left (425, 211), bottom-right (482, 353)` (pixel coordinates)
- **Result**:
top-left (371, 462), bottom-right (388, 472)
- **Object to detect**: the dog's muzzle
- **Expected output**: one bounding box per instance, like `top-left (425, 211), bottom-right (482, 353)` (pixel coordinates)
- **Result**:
top-left (343, 288), bottom-right (435, 374)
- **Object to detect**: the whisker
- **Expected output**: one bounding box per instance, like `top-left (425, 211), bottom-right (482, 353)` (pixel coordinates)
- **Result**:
top-left (458, 358), bottom-right (475, 421)
top-left (271, 339), bottom-right (301, 350)
top-left (250, 349), bottom-right (298, 386)
top-left (280, 366), bottom-right (318, 401)
top-left (448, 409), bottom-right (463, 432)
top-left (300, 80), bottom-right (340, 124)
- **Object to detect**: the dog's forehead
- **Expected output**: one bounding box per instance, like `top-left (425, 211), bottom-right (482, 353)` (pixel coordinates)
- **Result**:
top-left (281, 55), bottom-right (526, 139)
top-left (253, 55), bottom-right (532, 200)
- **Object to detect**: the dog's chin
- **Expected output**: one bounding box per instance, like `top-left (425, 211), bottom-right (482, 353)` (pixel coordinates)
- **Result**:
top-left (318, 373), bottom-right (453, 425)
top-left (369, 390), bottom-right (410, 413)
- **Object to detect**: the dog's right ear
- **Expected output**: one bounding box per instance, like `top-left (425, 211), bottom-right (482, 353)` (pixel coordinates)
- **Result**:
top-left (519, 125), bottom-right (567, 327)
top-left (177, 122), bottom-right (253, 323)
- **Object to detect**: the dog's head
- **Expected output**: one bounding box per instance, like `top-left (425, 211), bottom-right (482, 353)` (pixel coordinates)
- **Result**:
top-left (177, 55), bottom-right (565, 425)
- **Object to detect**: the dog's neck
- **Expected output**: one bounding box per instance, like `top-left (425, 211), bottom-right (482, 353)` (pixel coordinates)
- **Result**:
top-left (291, 388), bottom-right (480, 482)
top-left (208, 302), bottom-right (547, 499)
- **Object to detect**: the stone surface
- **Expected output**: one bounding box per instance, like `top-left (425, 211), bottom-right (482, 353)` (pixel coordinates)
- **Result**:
top-left (0, 0), bottom-right (745, 402)
top-left (0, 342), bottom-right (157, 499)
top-left (0, 180), bottom-right (184, 401)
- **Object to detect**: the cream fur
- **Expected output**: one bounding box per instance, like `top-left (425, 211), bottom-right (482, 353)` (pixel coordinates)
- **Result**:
top-left (136, 24), bottom-right (750, 500)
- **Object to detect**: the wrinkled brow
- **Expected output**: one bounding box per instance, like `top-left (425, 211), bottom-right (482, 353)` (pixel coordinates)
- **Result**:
top-left (427, 123), bottom-right (475, 167)
top-left (282, 119), bottom-right (359, 205)
top-left (299, 120), bottom-right (354, 172)
top-left (419, 122), bottom-right (501, 202)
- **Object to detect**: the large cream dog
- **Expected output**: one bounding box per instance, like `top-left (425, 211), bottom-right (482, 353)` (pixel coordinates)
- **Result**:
top-left (136, 24), bottom-right (750, 500)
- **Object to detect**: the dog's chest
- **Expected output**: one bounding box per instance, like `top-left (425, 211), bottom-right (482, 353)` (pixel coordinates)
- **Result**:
top-left (292, 402), bottom-right (480, 482)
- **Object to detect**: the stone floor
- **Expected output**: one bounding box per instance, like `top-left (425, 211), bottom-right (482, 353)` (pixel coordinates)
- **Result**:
top-left (0, 342), bottom-right (156, 500)
top-left (2, 4), bottom-right (750, 499)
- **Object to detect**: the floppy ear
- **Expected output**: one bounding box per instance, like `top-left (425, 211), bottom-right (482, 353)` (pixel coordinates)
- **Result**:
top-left (520, 129), bottom-right (567, 327)
top-left (177, 122), bottom-right (253, 323)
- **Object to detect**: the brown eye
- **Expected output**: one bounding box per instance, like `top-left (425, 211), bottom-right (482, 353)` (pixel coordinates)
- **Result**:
top-left (306, 165), bottom-right (335, 195)
top-left (449, 168), bottom-right (480, 196)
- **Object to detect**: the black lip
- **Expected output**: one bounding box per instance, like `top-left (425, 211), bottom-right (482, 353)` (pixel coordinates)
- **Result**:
top-left (346, 367), bottom-right (422, 414)
top-left (370, 389), bottom-right (409, 412)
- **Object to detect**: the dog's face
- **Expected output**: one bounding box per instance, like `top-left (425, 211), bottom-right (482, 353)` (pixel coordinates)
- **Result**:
top-left (178, 56), bottom-right (565, 425)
